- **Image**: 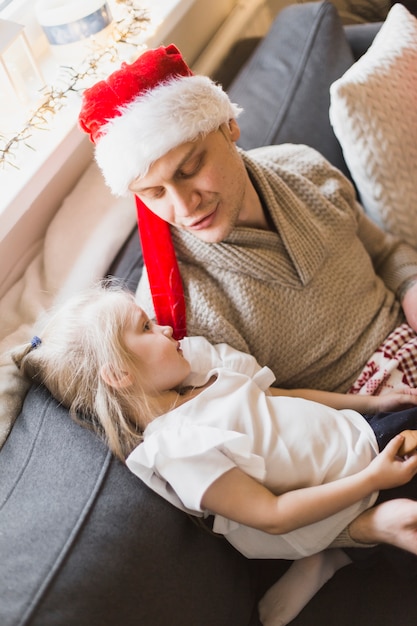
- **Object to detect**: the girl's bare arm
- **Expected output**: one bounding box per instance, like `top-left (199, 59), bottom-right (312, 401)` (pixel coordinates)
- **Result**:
top-left (268, 386), bottom-right (417, 413)
top-left (201, 435), bottom-right (417, 535)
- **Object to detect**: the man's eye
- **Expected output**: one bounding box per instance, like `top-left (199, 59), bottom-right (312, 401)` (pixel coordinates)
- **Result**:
top-left (141, 188), bottom-right (164, 200)
top-left (179, 157), bottom-right (201, 178)
top-left (151, 189), bottom-right (164, 200)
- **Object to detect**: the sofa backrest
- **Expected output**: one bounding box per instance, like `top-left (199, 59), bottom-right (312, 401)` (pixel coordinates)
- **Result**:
top-left (227, 1), bottom-right (380, 180)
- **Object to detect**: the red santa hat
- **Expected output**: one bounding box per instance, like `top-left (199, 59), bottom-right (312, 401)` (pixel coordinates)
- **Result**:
top-left (79, 44), bottom-right (241, 339)
top-left (79, 44), bottom-right (241, 196)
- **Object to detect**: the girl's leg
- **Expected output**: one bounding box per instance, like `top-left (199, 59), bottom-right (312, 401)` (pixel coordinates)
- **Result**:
top-left (258, 549), bottom-right (351, 626)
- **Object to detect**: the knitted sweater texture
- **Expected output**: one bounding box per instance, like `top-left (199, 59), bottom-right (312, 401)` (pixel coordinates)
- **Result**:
top-left (137, 144), bottom-right (417, 392)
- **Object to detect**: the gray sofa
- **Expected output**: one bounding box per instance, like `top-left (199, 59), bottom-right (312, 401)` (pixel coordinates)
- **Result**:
top-left (2, 2), bottom-right (416, 625)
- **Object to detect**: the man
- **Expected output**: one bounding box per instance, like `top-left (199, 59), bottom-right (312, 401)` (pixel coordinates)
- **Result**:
top-left (79, 44), bottom-right (417, 395)
top-left (79, 44), bottom-right (417, 555)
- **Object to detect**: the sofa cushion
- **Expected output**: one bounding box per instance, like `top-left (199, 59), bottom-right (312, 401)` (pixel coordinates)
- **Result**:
top-left (329, 3), bottom-right (417, 246)
top-left (227, 0), bottom-right (355, 178)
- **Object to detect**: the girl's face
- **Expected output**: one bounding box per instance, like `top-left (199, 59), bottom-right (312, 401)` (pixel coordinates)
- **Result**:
top-left (123, 305), bottom-right (191, 395)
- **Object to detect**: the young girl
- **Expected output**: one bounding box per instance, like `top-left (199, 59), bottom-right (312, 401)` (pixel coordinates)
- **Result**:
top-left (11, 283), bottom-right (417, 626)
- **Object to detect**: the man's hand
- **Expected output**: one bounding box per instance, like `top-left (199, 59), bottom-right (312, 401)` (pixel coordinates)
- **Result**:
top-left (398, 430), bottom-right (417, 457)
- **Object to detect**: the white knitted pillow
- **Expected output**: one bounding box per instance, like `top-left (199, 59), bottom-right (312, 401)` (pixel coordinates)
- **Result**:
top-left (329, 3), bottom-right (417, 247)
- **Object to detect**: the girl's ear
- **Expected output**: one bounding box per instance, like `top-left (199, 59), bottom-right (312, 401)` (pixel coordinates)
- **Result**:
top-left (100, 363), bottom-right (132, 389)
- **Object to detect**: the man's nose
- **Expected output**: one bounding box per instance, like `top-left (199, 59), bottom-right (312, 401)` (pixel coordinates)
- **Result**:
top-left (170, 185), bottom-right (200, 218)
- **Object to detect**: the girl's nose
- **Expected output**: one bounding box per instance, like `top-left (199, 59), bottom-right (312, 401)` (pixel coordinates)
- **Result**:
top-left (161, 325), bottom-right (173, 337)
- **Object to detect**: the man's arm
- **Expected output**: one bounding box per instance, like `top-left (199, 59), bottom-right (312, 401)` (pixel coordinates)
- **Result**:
top-left (398, 276), bottom-right (417, 332)
top-left (356, 209), bottom-right (417, 330)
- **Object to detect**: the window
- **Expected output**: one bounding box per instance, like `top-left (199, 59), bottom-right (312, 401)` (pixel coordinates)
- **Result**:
top-left (0, 1), bottom-right (154, 211)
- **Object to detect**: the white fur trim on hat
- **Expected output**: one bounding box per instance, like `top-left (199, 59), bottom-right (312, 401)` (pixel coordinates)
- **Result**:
top-left (94, 75), bottom-right (242, 196)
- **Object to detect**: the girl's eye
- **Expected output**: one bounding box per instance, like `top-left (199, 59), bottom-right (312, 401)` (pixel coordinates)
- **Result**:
top-left (143, 320), bottom-right (152, 331)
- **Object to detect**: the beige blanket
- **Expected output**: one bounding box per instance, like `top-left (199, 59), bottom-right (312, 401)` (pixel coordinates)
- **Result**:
top-left (0, 161), bottom-right (136, 448)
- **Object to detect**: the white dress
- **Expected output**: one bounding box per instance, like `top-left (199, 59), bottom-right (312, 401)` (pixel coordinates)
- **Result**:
top-left (126, 337), bottom-right (379, 559)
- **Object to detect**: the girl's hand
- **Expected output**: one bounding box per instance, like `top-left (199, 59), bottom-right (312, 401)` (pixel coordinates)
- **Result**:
top-left (373, 388), bottom-right (417, 412)
top-left (368, 435), bottom-right (417, 491)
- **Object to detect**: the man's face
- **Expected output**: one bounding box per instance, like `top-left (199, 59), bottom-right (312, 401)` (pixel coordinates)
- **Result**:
top-left (128, 121), bottom-right (249, 243)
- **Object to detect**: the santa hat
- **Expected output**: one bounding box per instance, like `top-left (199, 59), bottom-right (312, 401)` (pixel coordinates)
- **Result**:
top-left (79, 44), bottom-right (241, 197)
top-left (79, 44), bottom-right (241, 339)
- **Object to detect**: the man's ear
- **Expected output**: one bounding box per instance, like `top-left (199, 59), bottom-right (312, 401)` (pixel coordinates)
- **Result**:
top-left (100, 363), bottom-right (132, 389)
top-left (228, 118), bottom-right (241, 142)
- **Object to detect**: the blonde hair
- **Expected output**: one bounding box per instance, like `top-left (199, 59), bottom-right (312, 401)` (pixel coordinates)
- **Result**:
top-left (12, 283), bottom-right (156, 461)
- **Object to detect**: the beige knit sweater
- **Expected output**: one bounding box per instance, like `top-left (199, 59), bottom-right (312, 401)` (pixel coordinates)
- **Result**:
top-left (136, 144), bottom-right (417, 392)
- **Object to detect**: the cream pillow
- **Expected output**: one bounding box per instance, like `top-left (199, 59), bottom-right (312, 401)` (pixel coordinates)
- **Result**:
top-left (329, 3), bottom-right (417, 247)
